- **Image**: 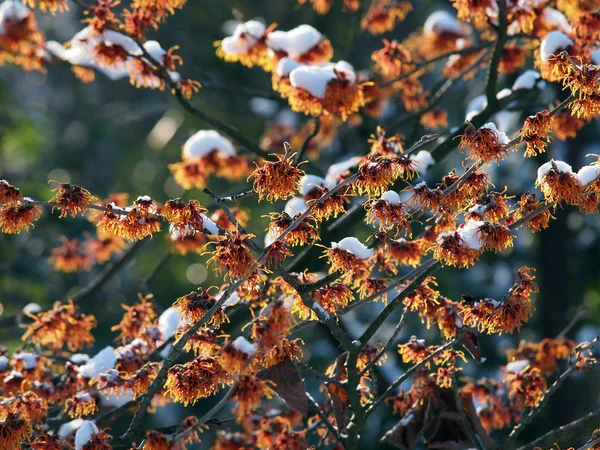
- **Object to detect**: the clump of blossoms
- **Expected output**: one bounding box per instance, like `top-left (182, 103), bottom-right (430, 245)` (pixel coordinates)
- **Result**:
top-left (5, 1), bottom-right (600, 449)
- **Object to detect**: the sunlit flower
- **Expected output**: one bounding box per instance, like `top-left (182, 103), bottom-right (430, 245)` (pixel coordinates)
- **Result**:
top-left (361, 0), bottom-right (412, 35)
top-left (0, 180), bottom-right (22, 207)
top-left (21, 300), bottom-right (96, 351)
top-left (64, 393), bottom-right (98, 418)
top-left (503, 367), bottom-right (547, 408)
top-left (215, 20), bottom-right (274, 70)
top-left (371, 39), bottom-right (414, 78)
top-left (536, 160), bottom-right (583, 205)
top-left (174, 289), bottom-right (229, 328)
top-left (0, 200), bottom-right (42, 234)
top-left (49, 237), bottom-right (93, 272)
top-left (231, 375), bottom-right (273, 418)
top-left (23, 0), bottom-right (68, 14)
top-left (420, 108), bottom-right (448, 130)
top-left (165, 357), bottom-right (228, 406)
top-left (287, 61), bottom-right (365, 121)
top-left (205, 232), bottom-right (256, 282)
top-left (365, 191), bottom-right (411, 235)
top-left (250, 151), bottom-right (305, 202)
top-left (111, 293), bottom-right (157, 344)
top-left (397, 336), bottom-right (435, 366)
top-left (459, 122), bottom-right (511, 164)
top-left (515, 192), bottom-right (554, 232)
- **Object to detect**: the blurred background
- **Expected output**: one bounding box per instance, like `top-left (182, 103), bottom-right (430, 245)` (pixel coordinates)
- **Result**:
top-left (1, 0), bottom-right (599, 447)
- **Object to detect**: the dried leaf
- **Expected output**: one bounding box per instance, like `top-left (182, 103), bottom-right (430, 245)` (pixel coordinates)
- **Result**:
top-left (460, 331), bottom-right (483, 363)
top-left (257, 357), bottom-right (309, 416)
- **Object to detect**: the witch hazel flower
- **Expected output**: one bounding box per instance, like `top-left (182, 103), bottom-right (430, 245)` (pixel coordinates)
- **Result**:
top-left (169, 130), bottom-right (248, 190)
top-left (365, 190), bottom-right (411, 235)
top-left (216, 19), bottom-right (273, 70)
top-left (287, 61), bottom-right (365, 121)
top-left (324, 237), bottom-right (375, 274)
top-left (459, 121), bottom-right (511, 164)
top-left (536, 160), bottom-right (583, 206)
top-left (266, 24), bottom-right (333, 64)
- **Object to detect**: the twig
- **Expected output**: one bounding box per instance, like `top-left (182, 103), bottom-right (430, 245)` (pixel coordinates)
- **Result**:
top-left (485, 0), bottom-right (508, 107)
top-left (72, 240), bottom-right (145, 303)
top-left (516, 408), bottom-right (600, 450)
top-left (450, 371), bottom-right (485, 450)
top-left (307, 392), bottom-right (343, 442)
top-left (366, 337), bottom-right (458, 416)
top-left (358, 310), bottom-right (406, 377)
top-left (296, 116), bottom-right (321, 164)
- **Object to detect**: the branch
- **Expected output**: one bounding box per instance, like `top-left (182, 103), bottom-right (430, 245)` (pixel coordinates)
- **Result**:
top-left (517, 408), bottom-right (600, 450)
top-left (358, 310), bottom-right (406, 377)
top-left (485, 0), bottom-right (508, 107)
top-left (450, 371), bottom-right (485, 450)
top-left (296, 116), bottom-right (321, 165)
top-left (366, 337), bottom-right (458, 416)
top-left (72, 240), bottom-right (145, 303)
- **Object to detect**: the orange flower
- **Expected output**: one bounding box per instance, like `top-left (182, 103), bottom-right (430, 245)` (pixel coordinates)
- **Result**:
top-left (361, 0), bottom-right (412, 35)
top-left (263, 239), bottom-right (294, 269)
top-left (249, 151), bottom-right (305, 202)
top-left (215, 20), bottom-right (274, 70)
top-left (354, 156), bottom-right (417, 197)
top-left (503, 367), bottom-right (547, 409)
top-left (287, 62), bottom-right (366, 121)
top-left (0, 181), bottom-right (22, 206)
top-left (365, 191), bottom-right (411, 235)
top-left (21, 300), bottom-right (96, 351)
top-left (0, 412), bottom-right (33, 449)
top-left (49, 237), bottom-right (93, 272)
top-left (231, 375), bottom-right (273, 418)
top-left (175, 78), bottom-right (202, 99)
top-left (163, 198), bottom-right (208, 236)
top-left (267, 211), bottom-right (319, 247)
top-left (205, 232), bottom-right (256, 281)
top-left (49, 182), bottom-right (97, 218)
top-left (459, 123), bottom-right (511, 164)
top-left (420, 108), bottom-right (449, 130)
top-left (536, 160), bottom-right (583, 205)
top-left (111, 293), bottom-right (157, 344)
top-left (23, 0), bottom-right (68, 14)
top-left (451, 0), bottom-right (494, 28)
top-left (516, 192), bottom-right (554, 232)
top-left (386, 237), bottom-right (425, 268)
top-left (0, 201), bottom-right (42, 234)
top-left (434, 231), bottom-right (482, 268)
top-left (372, 39), bottom-right (414, 78)
top-left (165, 357), bottom-right (228, 406)
top-left (297, 0), bottom-right (333, 14)
top-left (173, 290), bottom-right (229, 328)
top-left (398, 336), bottom-right (435, 366)
top-left (64, 393), bottom-right (98, 418)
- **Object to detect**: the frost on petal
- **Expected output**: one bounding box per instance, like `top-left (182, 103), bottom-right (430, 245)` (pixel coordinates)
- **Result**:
top-left (0, 0), bottom-right (30, 35)
top-left (458, 220), bottom-right (485, 250)
top-left (540, 31), bottom-right (573, 62)
top-left (75, 420), bottom-right (99, 450)
top-left (300, 174), bottom-right (327, 196)
top-left (379, 190), bottom-right (401, 204)
top-left (267, 25), bottom-right (323, 59)
top-left (542, 8), bottom-right (572, 34)
top-left (536, 160), bottom-right (574, 183)
top-left (289, 61), bottom-right (355, 99)
top-left (182, 130), bottom-right (236, 160)
top-left (284, 197), bottom-right (308, 216)
top-left (158, 307), bottom-right (184, 340)
top-left (232, 336), bottom-right (257, 355)
top-left (78, 346), bottom-right (116, 378)
top-left (410, 150), bottom-right (435, 173)
top-left (325, 156), bottom-right (362, 184)
top-left (332, 237), bottom-right (374, 259)
top-left (220, 19), bottom-right (265, 55)
top-left (423, 10), bottom-right (464, 36)
top-left (505, 359), bottom-right (530, 373)
top-left (481, 122), bottom-right (510, 144)
top-left (577, 165), bottom-right (600, 186)
top-left (512, 70), bottom-right (545, 91)
top-left (276, 57), bottom-right (304, 77)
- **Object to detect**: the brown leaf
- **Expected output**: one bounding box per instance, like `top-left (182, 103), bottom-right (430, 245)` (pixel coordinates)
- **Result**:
top-left (257, 357), bottom-right (308, 416)
top-left (460, 331), bottom-right (483, 363)
top-left (326, 352), bottom-right (349, 431)
top-left (380, 405), bottom-right (426, 449)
